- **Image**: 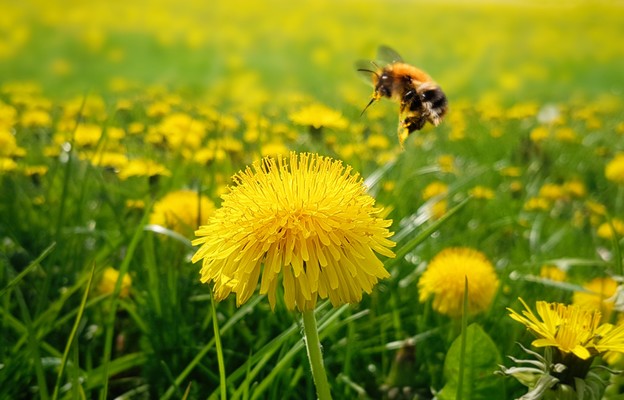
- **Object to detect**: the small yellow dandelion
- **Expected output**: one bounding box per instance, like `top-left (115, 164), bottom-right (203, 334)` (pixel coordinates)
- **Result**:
top-left (418, 247), bottom-right (499, 318)
top-left (150, 190), bottom-right (215, 236)
top-left (573, 276), bottom-right (618, 321)
top-left (97, 267), bottom-right (132, 298)
top-left (192, 152), bottom-right (395, 311)
top-left (597, 218), bottom-right (624, 240)
top-left (605, 153), bottom-right (624, 185)
top-left (539, 265), bottom-right (566, 282)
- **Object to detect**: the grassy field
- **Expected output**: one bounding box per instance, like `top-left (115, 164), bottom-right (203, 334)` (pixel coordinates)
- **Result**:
top-left (2, 0), bottom-right (624, 399)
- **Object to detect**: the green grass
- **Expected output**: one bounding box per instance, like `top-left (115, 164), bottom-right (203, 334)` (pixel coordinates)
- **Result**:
top-left (2, 0), bottom-right (624, 398)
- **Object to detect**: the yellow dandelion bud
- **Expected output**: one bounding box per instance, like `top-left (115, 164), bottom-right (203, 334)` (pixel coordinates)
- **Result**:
top-left (192, 152), bottom-right (395, 311)
top-left (418, 247), bottom-right (499, 318)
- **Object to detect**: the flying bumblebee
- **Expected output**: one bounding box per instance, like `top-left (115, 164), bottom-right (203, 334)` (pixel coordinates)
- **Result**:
top-left (357, 46), bottom-right (448, 147)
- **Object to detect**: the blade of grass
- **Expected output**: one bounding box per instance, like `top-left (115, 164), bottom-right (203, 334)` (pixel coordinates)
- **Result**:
top-left (99, 202), bottom-right (152, 400)
top-left (14, 278), bottom-right (50, 400)
top-left (161, 295), bottom-right (263, 400)
top-left (52, 262), bottom-right (96, 400)
top-left (385, 197), bottom-right (471, 270)
top-left (0, 242), bottom-right (56, 298)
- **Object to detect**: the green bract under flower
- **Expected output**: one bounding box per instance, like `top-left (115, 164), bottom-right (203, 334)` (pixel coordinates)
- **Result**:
top-left (191, 152), bottom-right (396, 311)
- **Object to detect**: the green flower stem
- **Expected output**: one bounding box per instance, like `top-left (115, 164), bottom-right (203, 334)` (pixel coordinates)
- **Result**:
top-left (302, 309), bottom-right (333, 400)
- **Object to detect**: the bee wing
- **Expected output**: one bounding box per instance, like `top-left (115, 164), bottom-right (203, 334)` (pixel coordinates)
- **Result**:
top-left (377, 45), bottom-right (404, 64)
top-left (354, 59), bottom-right (379, 87)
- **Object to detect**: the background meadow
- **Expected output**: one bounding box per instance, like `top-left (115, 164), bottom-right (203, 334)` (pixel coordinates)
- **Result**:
top-left (2, 0), bottom-right (624, 398)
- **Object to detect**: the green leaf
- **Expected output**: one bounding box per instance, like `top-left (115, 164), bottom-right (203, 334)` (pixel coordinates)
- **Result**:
top-left (438, 324), bottom-right (504, 400)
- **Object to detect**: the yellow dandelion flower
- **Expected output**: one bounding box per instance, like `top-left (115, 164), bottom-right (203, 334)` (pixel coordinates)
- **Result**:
top-left (289, 103), bottom-right (348, 130)
top-left (0, 129), bottom-right (20, 157)
top-left (366, 133), bottom-right (390, 150)
top-left (418, 247), bottom-right (499, 318)
top-left (508, 298), bottom-right (624, 361)
top-left (468, 185), bottom-right (495, 200)
top-left (529, 126), bottom-right (549, 143)
top-left (0, 157), bottom-right (17, 172)
top-left (605, 153), bottom-right (624, 185)
top-left (597, 218), bottom-right (624, 240)
top-left (74, 124), bottom-right (102, 148)
top-left (125, 199), bottom-right (145, 210)
top-left (554, 127), bottom-right (578, 143)
top-left (538, 183), bottom-right (565, 201)
top-left (118, 159), bottom-right (171, 180)
top-left (150, 190), bottom-right (215, 235)
top-left (90, 151), bottom-right (129, 169)
top-left (260, 141), bottom-right (290, 158)
top-left (573, 277), bottom-right (618, 321)
top-left (422, 181), bottom-right (448, 201)
top-left (429, 199), bottom-right (448, 221)
top-left (97, 267), bottom-right (132, 298)
top-left (563, 179), bottom-right (586, 198)
top-left (523, 197), bottom-right (551, 212)
top-left (437, 154), bottom-right (456, 174)
top-left (191, 152), bottom-right (395, 311)
top-left (20, 109), bottom-right (52, 128)
top-left (500, 166), bottom-right (522, 178)
top-left (539, 265), bottom-right (566, 282)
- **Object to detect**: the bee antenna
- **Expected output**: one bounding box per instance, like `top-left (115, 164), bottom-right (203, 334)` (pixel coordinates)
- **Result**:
top-left (360, 96), bottom-right (377, 117)
top-left (357, 68), bottom-right (380, 79)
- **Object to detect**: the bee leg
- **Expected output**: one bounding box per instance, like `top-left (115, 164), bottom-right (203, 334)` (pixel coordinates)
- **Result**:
top-left (404, 115), bottom-right (427, 133)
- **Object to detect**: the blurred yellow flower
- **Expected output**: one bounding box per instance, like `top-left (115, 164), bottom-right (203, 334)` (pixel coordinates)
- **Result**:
top-left (539, 265), bottom-right (566, 282)
top-left (597, 218), bottom-right (624, 240)
top-left (500, 166), bottom-right (522, 178)
top-left (289, 103), bottom-right (348, 130)
top-left (437, 154), bottom-right (456, 174)
top-left (523, 197), bottom-right (550, 211)
top-left (74, 124), bottom-right (103, 147)
top-left (468, 185), bottom-right (495, 200)
top-left (192, 152), bottom-right (395, 311)
top-left (118, 159), bottom-right (171, 180)
top-left (605, 153), bottom-right (624, 184)
top-left (0, 157), bottom-right (18, 172)
top-left (529, 126), bottom-right (549, 143)
top-left (538, 183), bottom-right (565, 201)
top-left (418, 247), bottom-right (499, 318)
top-left (422, 181), bottom-right (448, 201)
top-left (150, 190), bottom-right (215, 235)
top-left (563, 179), bottom-right (586, 198)
top-left (97, 267), bottom-right (132, 298)
top-left (573, 276), bottom-right (618, 322)
top-left (260, 141), bottom-right (290, 158)
top-left (20, 109), bottom-right (52, 128)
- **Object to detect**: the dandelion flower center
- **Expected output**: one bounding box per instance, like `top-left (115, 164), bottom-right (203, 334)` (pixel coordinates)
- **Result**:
top-left (191, 152), bottom-right (395, 311)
